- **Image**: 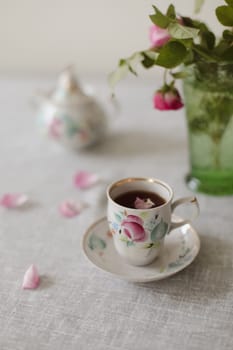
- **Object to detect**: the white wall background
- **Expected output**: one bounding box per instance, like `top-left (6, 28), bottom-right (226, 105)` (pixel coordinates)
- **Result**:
top-left (0, 0), bottom-right (222, 75)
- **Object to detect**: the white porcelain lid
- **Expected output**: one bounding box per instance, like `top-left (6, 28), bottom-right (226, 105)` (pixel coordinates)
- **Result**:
top-left (50, 67), bottom-right (91, 105)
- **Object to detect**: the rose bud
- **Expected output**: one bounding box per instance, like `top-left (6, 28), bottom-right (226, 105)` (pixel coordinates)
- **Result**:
top-left (153, 86), bottom-right (184, 111)
top-left (149, 25), bottom-right (171, 48)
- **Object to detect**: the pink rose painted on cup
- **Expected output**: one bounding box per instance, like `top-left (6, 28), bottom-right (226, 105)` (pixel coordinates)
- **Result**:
top-left (121, 215), bottom-right (146, 242)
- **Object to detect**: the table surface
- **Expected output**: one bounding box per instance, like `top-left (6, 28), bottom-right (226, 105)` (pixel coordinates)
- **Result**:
top-left (0, 76), bottom-right (232, 350)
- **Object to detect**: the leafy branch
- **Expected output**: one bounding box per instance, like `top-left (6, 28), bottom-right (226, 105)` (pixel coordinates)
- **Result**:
top-left (109, 1), bottom-right (233, 91)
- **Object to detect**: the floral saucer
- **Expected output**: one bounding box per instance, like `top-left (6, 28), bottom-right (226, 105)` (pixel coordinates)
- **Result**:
top-left (82, 216), bottom-right (200, 282)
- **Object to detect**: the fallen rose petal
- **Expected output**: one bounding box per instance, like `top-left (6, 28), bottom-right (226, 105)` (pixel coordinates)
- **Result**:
top-left (59, 200), bottom-right (85, 218)
top-left (74, 171), bottom-right (99, 189)
top-left (0, 193), bottom-right (29, 209)
top-left (22, 264), bottom-right (40, 289)
top-left (134, 197), bottom-right (155, 209)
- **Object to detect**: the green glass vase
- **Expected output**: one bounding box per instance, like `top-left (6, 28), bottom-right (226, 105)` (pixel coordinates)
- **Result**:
top-left (183, 63), bottom-right (233, 195)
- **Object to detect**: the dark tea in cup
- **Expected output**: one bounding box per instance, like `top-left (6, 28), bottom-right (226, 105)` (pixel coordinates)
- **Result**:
top-left (114, 190), bottom-right (166, 209)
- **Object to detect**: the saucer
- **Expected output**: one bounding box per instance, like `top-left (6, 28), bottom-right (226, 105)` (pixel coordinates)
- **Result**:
top-left (82, 216), bottom-right (200, 283)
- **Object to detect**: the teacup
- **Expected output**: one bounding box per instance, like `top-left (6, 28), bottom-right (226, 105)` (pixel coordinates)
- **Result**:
top-left (107, 177), bottom-right (199, 266)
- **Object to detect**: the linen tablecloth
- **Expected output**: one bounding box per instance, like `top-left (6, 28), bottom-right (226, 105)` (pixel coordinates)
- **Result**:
top-left (0, 76), bottom-right (232, 350)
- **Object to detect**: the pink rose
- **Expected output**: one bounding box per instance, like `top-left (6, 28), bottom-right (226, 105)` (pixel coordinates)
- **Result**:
top-left (149, 25), bottom-right (171, 48)
top-left (153, 88), bottom-right (184, 111)
top-left (121, 215), bottom-right (146, 242)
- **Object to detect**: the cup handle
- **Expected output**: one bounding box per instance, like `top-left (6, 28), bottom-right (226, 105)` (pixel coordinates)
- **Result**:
top-left (170, 196), bottom-right (199, 231)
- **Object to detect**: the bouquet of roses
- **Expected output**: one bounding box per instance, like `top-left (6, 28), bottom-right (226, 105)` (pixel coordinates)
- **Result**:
top-left (109, 0), bottom-right (233, 111)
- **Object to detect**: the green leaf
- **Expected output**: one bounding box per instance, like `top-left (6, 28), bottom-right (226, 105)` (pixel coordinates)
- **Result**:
top-left (127, 52), bottom-right (144, 73)
top-left (181, 16), bottom-right (195, 27)
top-left (141, 50), bottom-right (158, 68)
top-left (168, 23), bottom-right (199, 39)
top-left (127, 241), bottom-right (134, 247)
top-left (150, 5), bottom-right (170, 28)
top-left (175, 38), bottom-right (193, 48)
top-left (114, 213), bottom-right (122, 222)
top-left (151, 219), bottom-right (169, 241)
top-left (194, 0), bottom-right (205, 14)
top-left (223, 29), bottom-right (233, 40)
top-left (108, 63), bottom-right (129, 90)
top-left (216, 6), bottom-right (233, 26)
top-left (88, 234), bottom-right (106, 250)
top-left (225, 0), bottom-right (233, 7)
top-left (221, 46), bottom-right (233, 61)
top-left (183, 50), bottom-right (195, 65)
top-left (143, 50), bottom-right (159, 61)
top-left (166, 4), bottom-right (176, 19)
top-left (141, 55), bottom-right (155, 69)
top-left (201, 30), bottom-right (216, 50)
top-left (156, 41), bottom-right (188, 68)
top-left (171, 71), bottom-right (191, 79)
top-left (193, 45), bottom-right (219, 62)
top-left (108, 52), bottom-right (144, 90)
top-left (214, 40), bottom-right (230, 56)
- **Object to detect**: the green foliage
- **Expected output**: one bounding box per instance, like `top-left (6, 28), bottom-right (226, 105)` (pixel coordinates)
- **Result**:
top-left (166, 4), bottom-right (176, 19)
top-left (141, 50), bottom-right (159, 68)
top-left (150, 5), bottom-right (170, 28)
top-left (221, 46), bottom-right (233, 61)
top-left (108, 63), bottom-right (129, 91)
top-left (200, 30), bottom-right (215, 50)
top-left (141, 54), bottom-right (156, 68)
top-left (171, 71), bottom-right (191, 79)
top-left (216, 5), bottom-right (233, 26)
top-left (225, 0), bottom-right (233, 7)
top-left (156, 41), bottom-right (188, 68)
top-left (108, 53), bottom-right (144, 90)
top-left (184, 73), bottom-right (233, 140)
top-left (168, 23), bottom-right (199, 39)
top-left (193, 45), bottom-right (218, 62)
top-left (223, 29), bottom-right (233, 41)
top-left (110, 1), bottom-right (233, 90)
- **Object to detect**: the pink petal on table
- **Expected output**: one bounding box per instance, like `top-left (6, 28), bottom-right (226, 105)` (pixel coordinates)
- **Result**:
top-left (22, 264), bottom-right (40, 289)
top-left (59, 200), bottom-right (84, 218)
top-left (0, 193), bottom-right (28, 209)
top-left (134, 197), bottom-right (155, 209)
top-left (74, 171), bottom-right (99, 189)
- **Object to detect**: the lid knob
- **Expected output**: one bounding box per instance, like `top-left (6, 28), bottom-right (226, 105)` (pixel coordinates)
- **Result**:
top-left (51, 66), bottom-right (86, 103)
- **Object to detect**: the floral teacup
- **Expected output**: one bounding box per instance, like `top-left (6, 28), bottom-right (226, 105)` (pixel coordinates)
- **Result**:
top-left (107, 177), bottom-right (199, 266)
